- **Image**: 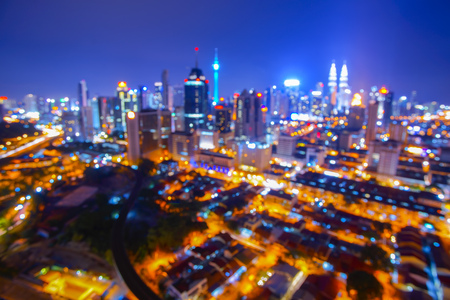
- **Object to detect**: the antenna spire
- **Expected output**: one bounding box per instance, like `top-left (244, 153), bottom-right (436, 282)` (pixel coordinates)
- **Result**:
top-left (195, 47), bottom-right (199, 68)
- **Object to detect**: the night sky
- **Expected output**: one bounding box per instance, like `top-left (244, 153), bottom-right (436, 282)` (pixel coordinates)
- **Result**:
top-left (1, 0), bottom-right (449, 103)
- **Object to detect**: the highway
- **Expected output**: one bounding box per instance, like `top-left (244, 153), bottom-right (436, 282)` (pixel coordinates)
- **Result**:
top-left (110, 172), bottom-right (162, 300)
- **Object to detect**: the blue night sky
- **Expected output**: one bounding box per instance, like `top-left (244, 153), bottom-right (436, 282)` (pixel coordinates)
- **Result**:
top-left (1, 0), bottom-right (449, 103)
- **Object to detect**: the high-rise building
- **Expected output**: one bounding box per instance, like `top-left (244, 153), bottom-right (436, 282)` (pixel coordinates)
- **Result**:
top-left (311, 82), bottom-right (325, 118)
top-left (328, 61), bottom-right (338, 112)
top-left (170, 131), bottom-right (198, 162)
top-left (153, 82), bottom-right (163, 109)
top-left (389, 122), bottom-right (408, 144)
top-left (184, 65), bottom-right (209, 133)
top-left (383, 91), bottom-right (394, 128)
top-left (0, 96), bottom-right (6, 120)
top-left (398, 96), bottom-right (408, 116)
top-left (78, 80), bottom-right (94, 141)
top-left (368, 140), bottom-right (401, 176)
top-left (173, 106), bottom-right (185, 132)
top-left (214, 104), bottom-right (232, 133)
top-left (347, 93), bottom-right (365, 131)
top-left (284, 79), bottom-right (301, 116)
top-left (162, 70), bottom-right (170, 110)
top-left (277, 134), bottom-right (297, 157)
top-left (126, 111), bottom-right (140, 166)
top-left (338, 62), bottom-right (351, 112)
top-left (139, 109), bottom-right (172, 155)
top-left (234, 141), bottom-right (272, 172)
top-left (97, 96), bottom-right (115, 133)
top-left (235, 90), bottom-right (264, 141)
top-left (366, 100), bottom-right (379, 143)
top-left (23, 94), bottom-right (38, 113)
top-left (115, 81), bottom-right (138, 132)
top-left (172, 85), bottom-right (184, 108)
top-left (62, 111), bottom-right (81, 142)
top-left (212, 48), bottom-right (220, 103)
top-left (138, 85), bottom-right (150, 111)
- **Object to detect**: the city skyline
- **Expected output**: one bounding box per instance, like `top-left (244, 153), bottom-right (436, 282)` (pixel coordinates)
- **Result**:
top-left (1, 0), bottom-right (450, 102)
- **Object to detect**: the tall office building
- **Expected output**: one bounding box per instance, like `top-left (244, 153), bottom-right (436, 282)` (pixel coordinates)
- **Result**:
top-left (139, 109), bottom-right (172, 155)
top-left (78, 80), bottom-right (94, 141)
top-left (284, 79), bottom-right (301, 116)
top-left (162, 70), bottom-right (171, 110)
top-left (212, 48), bottom-right (220, 103)
top-left (0, 97), bottom-right (6, 120)
top-left (153, 82), bottom-right (163, 109)
top-left (172, 85), bottom-right (184, 108)
top-left (215, 104), bottom-right (232, 133)
top-left (23, 94), bottom-right (38, 113)
top-left (126, 111), bottom-right (140, 166)
top-left (116, 81), bottom-right (138, 132)
top-left (347, 93), bottom-right (365, 131)
top-left (368, 140), bottom-right (401, 176)
top-left (338, 62), bottom-right (351, 112)
top-left (383, 91), bottom-right (394, 128)
top-left (173, 106), bottom-right (185, 132)
top-left (62, 111), bottom-right (81, 141)
top-left (235, 90), bottom-right (264, 141)
top-left (310, 82), bottom-right (324, 118)
top-left (184, 64), bottom-right (209, 133)
top-left (328, 61), bottom-right (338, 112)
top-left (97, 96), bottom-right (115, 133)
top-left (366, 100), bottom-right (379, 143)
top-left (389, 122), bottom-right (408, 144)
top-left (138, 85), bottom-right (150, 111)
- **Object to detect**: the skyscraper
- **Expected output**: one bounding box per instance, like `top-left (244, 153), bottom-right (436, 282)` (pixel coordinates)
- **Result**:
top-left (338, 62), bottom-right (350, 112)
top-left (284, 79), bottom-right (301, 116)
top-left (184, 60), bottom-right (209, 133)
top-left (347, 93), bottom-right (365, 131)
top-left (235, 90), bottom-right (264, 141)
top-left (366, 100), bottom-right (379, 143)
top-left (23, 94), bottom-right (38, 113)
top-left (162, 70), bottom-right (170, 110)
top-left (212, 48), bottom-right (220, 104)
top-left (126, 111), bottom-right (140, 166)
top-left (214, 104), bottom-right (232, 133)
top-left (383, 90), bottom-right (394, 128)
top-left (78, 80), bottom-right (94, 140)
top-left (138, 85), bottom-right (150, 111)
top-left (116, 81), bottom-right (138, 132)
top-left (328, 61), bottom-right (337, 111)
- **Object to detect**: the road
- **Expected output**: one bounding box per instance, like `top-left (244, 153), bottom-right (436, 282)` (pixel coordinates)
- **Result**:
top-left (110, 171), bottom-right (162, 300)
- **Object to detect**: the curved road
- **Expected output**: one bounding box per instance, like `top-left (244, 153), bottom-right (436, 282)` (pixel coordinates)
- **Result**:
top-left (111, 172), bottom-right (161, 300)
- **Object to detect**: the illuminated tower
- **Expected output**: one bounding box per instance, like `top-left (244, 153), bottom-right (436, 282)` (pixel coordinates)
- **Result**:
top-left (126, 111), bottom-right (140, 166)
top-left (328, 61), bottom-right (337, 110)
top-left (338, 61), bottom-right (350, 111)
top-left (212, 48), bottom-right (220, 104)
top-left (184, 47), bottom-right (209, 133)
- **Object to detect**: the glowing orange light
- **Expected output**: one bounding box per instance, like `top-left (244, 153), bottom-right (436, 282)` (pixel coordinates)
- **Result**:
top-left (220, 97), bottom-right (224, 101)
top-left (215, 105), bottom-right (224, 109)
top-left (256, 93), bottom-right (262, 97)
top-left (196, 78), bottom-right (200, 81)
top-left (379, 87), bottom-right (388, 94)
top-left (118, 81), bottom-right (127, 88)
top-left (0, 96), bottom-right (7, 100)
top-left (127, 111), bottom-right (136, 119)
